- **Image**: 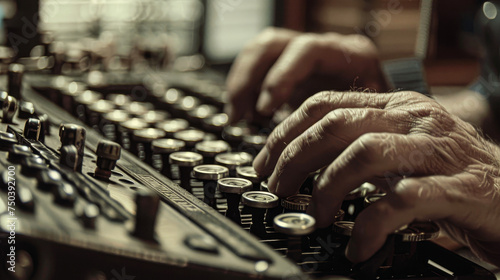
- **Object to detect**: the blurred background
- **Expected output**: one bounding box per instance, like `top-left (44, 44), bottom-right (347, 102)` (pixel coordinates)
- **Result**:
top-left (0, 0), bottom-right (488, 86)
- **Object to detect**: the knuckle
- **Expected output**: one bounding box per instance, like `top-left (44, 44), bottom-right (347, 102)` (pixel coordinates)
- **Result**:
top-left (275, 144), bottom-right (300, 175)
top-left (290, 33), bottom-right (321, 49)
top-left (393, 180), bottom-right (420, 208)
top-left (253, 27), bottom-right (282, 49)
top-left (266, 123), bottom-right (286, 152)
top-left (352, 133), bottom-right (385, 164)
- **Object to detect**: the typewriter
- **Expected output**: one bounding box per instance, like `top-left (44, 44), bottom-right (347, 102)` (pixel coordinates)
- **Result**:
top-left (0, 0), bottom-right (498, 279)
top-left (0, 46), bottom-right (495, 279)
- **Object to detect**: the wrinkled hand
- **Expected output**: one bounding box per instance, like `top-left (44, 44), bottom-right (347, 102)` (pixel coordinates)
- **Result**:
top-left (225, 27), bottom-right (386, 123)
top-left (253, 90), bottom-right (500, 266)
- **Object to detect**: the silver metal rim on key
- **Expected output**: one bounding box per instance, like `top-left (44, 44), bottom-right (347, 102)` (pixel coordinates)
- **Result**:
top-left (215, 152), bottom-right (253, 168)
top-left (334, 221), bottom-right (355, 237)
top-left (195, 140), bottom-right (230, 157)
top-left (174, 129), bottom-right (205, 145)
top-left (273, 213), bottom-right (316, 236)
top-left (169, 151), bottom-right (203, 167)
top-left (282, 194), bottom-right (312, 211)
top-left (156, 119), bottom-right (189, 134)
top-left (396, 221), bottom-right (440, 242)
top-left (236, 166), bottom-right (260, 183)
top-left (152, 138), bottom-right (186, 153)
top-left (241, 191), bottom-right (279, 209)
top-left (193, 164), bottom-right (229, 180)
top-left (132, 128), bottom-right (166, 142)
top-left (217, 178), bottom-right (253, 194)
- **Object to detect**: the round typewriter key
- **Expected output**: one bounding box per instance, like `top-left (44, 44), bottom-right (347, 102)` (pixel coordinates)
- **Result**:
top-left (218, 177), bottom-right (252, 224)
top-left (103, 110), bottom-right (130, 142)
top-left (174, 129), bottom-right (205, 148)
top-left (74, 90), bottom-right (102, 122)
top-left (236, 165), bottom-right (261, 189)
top-left (152, 138), bottom-right (185, 178)
top-left (242, 191), bottom-right (279, 238)
top-left (162, 88), bottom-right (185, 106)
top-left (120, 118), bottom-right (148, 151)
top-left (215, 152), bottom-right (253, 177)
top-left (169, 151), bottom-right (203, 192)
top-left (187, 104), bottom-right (217, 125)
top-left (241, 134), bottom-right (267, 154)
top-left (106, 93), bottom-right (131, 108)
top-left (124, 101), bottom-right (154, 117)
top-left (156, 118), bottom-right (189, 138)
top-left (222, 125), bottom-right (251, 148)
top-left (274, 213), bottom-right (316, 262)
top-left (342, 182), bottom-right (378, 221)
top-left (141, 110), bottom-right (171, 124)
top-left (274, 213), bottom-right (316, 236)
top-left (193, 164), bottom-right (229, 209)
top-left (195, 140), bottom-right (230, 164)
top-left (87, 99), bottom-right (115, 129)
top-left (396, 221), bottom-right (440, 242)
top-left (172, 96), bottom-right (200, 117)
top-left (282, 194), bottom-right (312, 213)
top-left (202, 113), bottom-right (229, 133)
top-left (132, 128), bottom-right (166, 164)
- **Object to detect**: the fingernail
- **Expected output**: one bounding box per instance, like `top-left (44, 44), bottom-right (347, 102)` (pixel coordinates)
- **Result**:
top-left (345, 238), bottom-right (357, 263)
top-left (256, 90), bottom-right (273, 116)
top-left (268, 171), bottom-right (278, 193)
top-left (224, 104), bottom-right (235, 123)
top-left (253, 146), bottom-right (270, 174)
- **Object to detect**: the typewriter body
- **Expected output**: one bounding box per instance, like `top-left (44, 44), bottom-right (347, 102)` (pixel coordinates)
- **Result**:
top-left (0, 0), bottom-right (498, 279)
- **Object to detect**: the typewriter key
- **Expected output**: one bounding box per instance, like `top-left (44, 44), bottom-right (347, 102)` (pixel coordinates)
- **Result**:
top-left (174, 129), bottom-right (205, 148)
top-left (242, 191), bottom-right (279, 238)
top-left (156, 118), bottom-right (189, 138)
top-left (218, 177), bottom-right (252, 224)
top-left (236, 165), bottom-right (261, 190)
top-left (195, 140), bottom-right (230, 164)
top-left (132, 128), bottom-right (166, 164)
top-left (282, 194), bottom-right (312, 213)
top-left (152, 138), bottom-right (185, 178)
top-left (193, 164), bottom-right (229, 209)
top-left (274, 213), bottom-right (316, 262)
top-left (169, 151), bottom-right (203, 193)
top-left (215, 152), bottom-right (253, 177)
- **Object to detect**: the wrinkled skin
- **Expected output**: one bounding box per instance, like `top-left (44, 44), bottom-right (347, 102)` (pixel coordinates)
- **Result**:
top-left (252, 90), bottom-right (500, 266)
top-left (225, 27), bottom-right (386, 123)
